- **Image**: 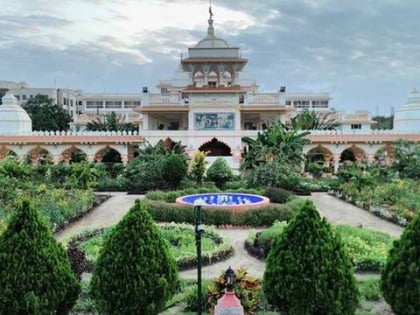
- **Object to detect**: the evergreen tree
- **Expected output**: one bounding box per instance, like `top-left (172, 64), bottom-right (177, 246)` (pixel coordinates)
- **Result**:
top-left (206, 157), bottom-right (232, 189)
top-left (91, 200), bottom-right (178, 315)
top-left (381, 213), bottom-right (420, 315)
top-left (263, 200), bottom-right (358, 315)
top-left (0, 200), bottom-right (80, 314)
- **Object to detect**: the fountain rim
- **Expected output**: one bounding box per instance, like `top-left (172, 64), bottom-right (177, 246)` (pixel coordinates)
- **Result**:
top-left (175, 192), bottom-right (270, 208)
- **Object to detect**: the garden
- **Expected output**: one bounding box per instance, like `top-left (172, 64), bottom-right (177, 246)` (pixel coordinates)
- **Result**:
top-left (0, 122), bottom-right (419, 315)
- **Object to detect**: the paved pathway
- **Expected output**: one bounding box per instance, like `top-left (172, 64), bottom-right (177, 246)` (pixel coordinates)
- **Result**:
top-left (56, 191), bottom-right (404, 280)
top-left (307, 193), bottom-right (404, 237)
top-left (55, 192), bottom-right (143, 242)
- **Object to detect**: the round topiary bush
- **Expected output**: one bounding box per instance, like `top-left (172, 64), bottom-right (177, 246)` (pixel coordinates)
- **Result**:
top-left (161, 154), bottom-right (187, 188)
top-left (381, 212), bottom-right (420, 315)
top-left (90, 200), bottom-right (178, 315)
top-left (263, 200), bottom-right (358, 315)
top-left (206, 157), bottom-right (232, 189)
top-left (0, 200), bottom-right (80, 314)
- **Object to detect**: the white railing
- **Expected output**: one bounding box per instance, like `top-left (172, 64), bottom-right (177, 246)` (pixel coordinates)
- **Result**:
top-left (0, 130), bottom-right (140, 136)
top-left (247, 93), bottom-right (279, 104)
top-left (149, 94), bottom-right (180, 104)
top-left (189, 94), bottom-right (238, 104)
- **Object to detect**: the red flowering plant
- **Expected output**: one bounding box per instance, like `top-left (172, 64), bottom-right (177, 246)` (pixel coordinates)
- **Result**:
top-left (207, 267), bottom-right (262, 315)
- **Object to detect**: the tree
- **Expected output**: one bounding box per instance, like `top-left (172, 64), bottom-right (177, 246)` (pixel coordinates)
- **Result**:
top-left (372, 115), bottom-right (393, 130)
top-left (23, 94), bottom-right (72, 131)
top-left (125, 154), bottom-right (165, 192)
top-left (391, 140), bottom-right (420, 180)
top-left (242, 121), bottom-right (310, 171)
top-left (381, 213), bottom-right (420, 315)
top-left (291, 109), bottom-right (339, 130)
top-left (161, 154), bottom-right (187, 188)
top-left (206, 157), bottom-right (232, 189)
top-left (188, 150), bottom-right (207, 185)
top-left (263, 200), bottom-right (358, 315)
top-left (86, 111), bottom-right (137, 132)
top-left (0, 200), bottom-right (80, 314)
top-left (91, 200), bottom-right (178, 315)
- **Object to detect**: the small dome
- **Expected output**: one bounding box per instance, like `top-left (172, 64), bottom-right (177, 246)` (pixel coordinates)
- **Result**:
top-left (394, 89), bottom-right (420, 132)
top-left (0, 93), bottom-right (32, 135)
top-left (195, 10), bottom-right (230, 49)
top-left (196, 36), bottom-right (229, 48)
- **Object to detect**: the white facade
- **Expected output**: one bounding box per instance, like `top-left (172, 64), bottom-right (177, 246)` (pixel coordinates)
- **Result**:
top-left (394, 89), bottom-right (420, 132)
top-left (0, 94), bottom-right (32, 135)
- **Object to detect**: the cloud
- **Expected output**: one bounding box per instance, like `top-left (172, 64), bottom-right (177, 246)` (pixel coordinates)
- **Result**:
top-left (0, 0), bottom-right (419, 114)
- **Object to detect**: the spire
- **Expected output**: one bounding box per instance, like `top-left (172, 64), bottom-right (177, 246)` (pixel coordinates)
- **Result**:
top-left (207, 1), bottom-right (215, 37)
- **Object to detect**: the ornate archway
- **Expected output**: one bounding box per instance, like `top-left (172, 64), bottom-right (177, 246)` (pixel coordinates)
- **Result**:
top-left (61, 146), bottom-right (87, 163)
top-left (95, 146), bottom-right (122, 163)
top-left (198, 138), bottom-right (232, 156)
top-left (340, 145), bottom-right (366, 162)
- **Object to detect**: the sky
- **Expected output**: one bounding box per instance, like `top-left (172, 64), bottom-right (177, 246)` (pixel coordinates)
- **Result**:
top-left (0, 0), bottom-right (419, 115)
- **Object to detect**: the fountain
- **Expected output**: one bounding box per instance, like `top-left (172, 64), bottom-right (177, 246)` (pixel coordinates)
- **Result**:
top-left (175, 193), bottom-right (270, 212)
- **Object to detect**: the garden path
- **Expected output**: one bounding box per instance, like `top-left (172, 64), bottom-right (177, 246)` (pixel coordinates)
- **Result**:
top-left (55, 192), bottom-right (404, 279)
top-left (307, 193), bottom-right (404, 237)
top-left (55, 192), bottom-right (144, 242)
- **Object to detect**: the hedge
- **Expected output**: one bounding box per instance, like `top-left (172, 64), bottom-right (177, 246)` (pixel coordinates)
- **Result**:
top-left (143, 198), bottom-right (305, 227)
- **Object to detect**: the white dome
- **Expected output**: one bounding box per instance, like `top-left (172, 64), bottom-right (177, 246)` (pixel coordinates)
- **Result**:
top-left (0, 93), bottom-right (32, 135)
top-left (196, 36), bottom-right (229, 48)
top-left (394, 89), bottom-right (420, 132)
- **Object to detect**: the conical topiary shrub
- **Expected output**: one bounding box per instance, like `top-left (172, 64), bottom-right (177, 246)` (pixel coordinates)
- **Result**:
top-left (381, 212), bottom-right (420, 315)
top-left (263, 200), bottom-right (358, 315)
top-left (0, 200), bottom-right (80, 314)
top-left (90, 200), bottom-right (178, 315)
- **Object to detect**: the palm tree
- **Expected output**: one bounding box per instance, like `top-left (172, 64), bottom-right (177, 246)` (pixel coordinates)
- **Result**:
top-left (291, 109), bottom-right (339, 130)
top-left (86, 112), bottom-right (137, 132)
top-left (242, 121), bottom-right (310, 170)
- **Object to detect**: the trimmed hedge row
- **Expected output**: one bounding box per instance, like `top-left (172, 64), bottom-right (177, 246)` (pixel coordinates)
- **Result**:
top-left (143, 198), bottom-right (305, 227)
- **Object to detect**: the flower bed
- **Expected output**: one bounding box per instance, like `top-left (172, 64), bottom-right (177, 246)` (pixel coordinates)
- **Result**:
top-left (68, 223), bottom-right (233, 271)
top-left (328, 183), bottom-right (418, 227)
top-left (0, 181), bottom-right (96, 233)
top-left (245, 223), bottom-right (394, 272)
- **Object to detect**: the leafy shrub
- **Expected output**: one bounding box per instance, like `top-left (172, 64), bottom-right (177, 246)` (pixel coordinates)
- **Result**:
top-left (183, 280), bottom-right (211, 312)
top-left (381, 212), bottom-right (420, 315)
top-left (188, 151), bottom-right (207, 185)
top-left (244, 161), bottom-right (301, 190)
top-left (143, 199), bottom-right (302, 227)
top-left (336, 225), bottom-right (393, 271)
top-left (247, 222), bottom-right (393, 272)
top-left (263, 187), bottom-right (292, 203)
top-left (358, 278), bottom-right (382, 301)
top-left (263, 200), bottom-right (358, 315)
top-left (0, 200), bottom-right (80, 314)
top-left (71, 280), bottom-right (97, 314)
top-left (162, 154), bottom-right (188, 188)
top-left (125, 154), bottom-right (165, 192)
top-left (67, 244), bottom-right (88, 280)
top-left (307, 161), bottom-right (324, 179)
top-left (90, 200), bottom-right (178, 315)
top-left (206, 157), bottom-right (233, 189)
top-left (208, 267), bottom-right (262, 315)
top-left (71, 223), bottom-right (233, 271)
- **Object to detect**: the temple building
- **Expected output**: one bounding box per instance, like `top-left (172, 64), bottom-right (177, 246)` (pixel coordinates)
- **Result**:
top-left (1, 6), bottom-right (419, 170)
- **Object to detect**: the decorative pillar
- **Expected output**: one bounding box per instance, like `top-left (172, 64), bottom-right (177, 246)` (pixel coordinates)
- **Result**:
top-left (333, 154), bottom-right (341, 174)
top-left (52, 154), bottom-right (61, 164)
top-left (366, 153), bottom-right (376, 165)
